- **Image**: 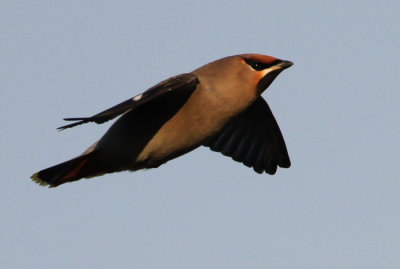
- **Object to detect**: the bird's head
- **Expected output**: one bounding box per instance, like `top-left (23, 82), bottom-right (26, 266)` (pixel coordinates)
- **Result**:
top-left (193, 53), bottom-right (293, 95)
top-left (240, 54), bottom-right (293, 94)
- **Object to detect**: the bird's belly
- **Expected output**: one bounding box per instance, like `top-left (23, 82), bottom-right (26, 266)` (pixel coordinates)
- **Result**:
top-left (136, 88), bottom-right (254, 166)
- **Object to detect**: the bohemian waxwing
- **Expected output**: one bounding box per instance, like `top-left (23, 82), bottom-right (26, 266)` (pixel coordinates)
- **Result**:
top-left (32, 53), bottom-right (293, 187)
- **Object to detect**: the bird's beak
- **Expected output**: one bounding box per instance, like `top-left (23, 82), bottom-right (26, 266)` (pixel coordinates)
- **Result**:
top-left (256, 60), bottom-right (293, 94)
top-left (278, 60), bottom-right (294, 70)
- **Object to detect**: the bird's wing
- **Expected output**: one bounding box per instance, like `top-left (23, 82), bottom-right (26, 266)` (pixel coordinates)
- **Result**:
top-left (203, 97), bottom-right (290, 174)
top-left (58, 73), bottom-right (199, 130)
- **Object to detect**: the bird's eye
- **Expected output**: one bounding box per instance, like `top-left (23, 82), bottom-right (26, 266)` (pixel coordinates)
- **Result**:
top-left (244, 59), bottom-right (264, 71)
top-left (251, 62), bottom-right (262, 70)
top-left (244, 59), bottom-right (281, 71)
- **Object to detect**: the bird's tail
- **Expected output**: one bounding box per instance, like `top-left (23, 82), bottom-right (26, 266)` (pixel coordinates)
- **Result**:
top-left (31, 151), bottom-right (104, 187)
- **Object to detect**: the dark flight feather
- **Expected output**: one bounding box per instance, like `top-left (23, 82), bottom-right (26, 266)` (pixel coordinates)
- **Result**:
top-left (204, 97), bottom-right (290, 174)
top-left (58, 73), bottom-right (199, 130)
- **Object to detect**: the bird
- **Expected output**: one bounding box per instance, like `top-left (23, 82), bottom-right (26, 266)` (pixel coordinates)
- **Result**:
top-left (31, 53), bottom-right (293, 187)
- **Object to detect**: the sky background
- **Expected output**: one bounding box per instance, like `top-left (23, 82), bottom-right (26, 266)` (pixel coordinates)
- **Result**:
top-left (1, 1), bottom-right (399, 268)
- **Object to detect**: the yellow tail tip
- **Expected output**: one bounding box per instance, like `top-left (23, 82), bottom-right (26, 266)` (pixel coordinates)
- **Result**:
top-left (31, 172), bottom-right (51, 187)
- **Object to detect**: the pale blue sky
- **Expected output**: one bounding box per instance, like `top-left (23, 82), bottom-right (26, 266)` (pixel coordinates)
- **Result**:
top-left (1, 1), bottom-right (399, 268)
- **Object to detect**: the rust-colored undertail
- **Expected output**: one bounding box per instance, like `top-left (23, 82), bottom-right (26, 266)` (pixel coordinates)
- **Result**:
top-left (31, 152), bottom-right (103, 187)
